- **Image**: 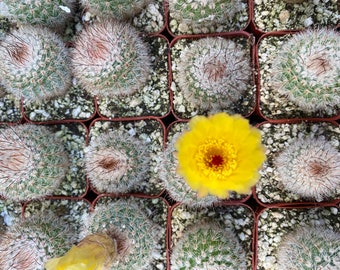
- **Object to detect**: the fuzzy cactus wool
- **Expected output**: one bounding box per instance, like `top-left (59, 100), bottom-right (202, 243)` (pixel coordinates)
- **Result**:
top-left (0, 25), bottom-right (72, 104)
top-left (70, 19), bottom-right (152, 98)
top-left (0, 124), bottom-right (69, 201)
top-left (84, 129), bottom-right (150, 194)
top-left (174, 37), bottom-right (253, 113)
top-left (274, 135), bottom-right (340, 201)
top-left (271, 28), bottom-right (340, 112)
top-left (171, 222), bottom-right (247, 270)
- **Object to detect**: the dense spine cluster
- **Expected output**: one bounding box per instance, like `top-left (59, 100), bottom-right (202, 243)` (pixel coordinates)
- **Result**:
top-left (274, 135), bottom-right (340, 201)
top-left (171, 222), bottom-right (247, 270)
top-left (84, 130), bottom-right (150, 194)
top-left (272, 28), bottom-right (340, 112)
top-left (174, 37), bottom-right (252, 112)
top-left (70, 19), bottom-right (152, 98)
top-left (0, 25), bottom-right (72, 104)
top-left (81, 199), bottom-right (161, 270)
top-left (0, 124), bottom-right (69, 201)
top-left (277, 225), bottom-right (340, 269)
top-left (0, 212), bottom-right (76, 270)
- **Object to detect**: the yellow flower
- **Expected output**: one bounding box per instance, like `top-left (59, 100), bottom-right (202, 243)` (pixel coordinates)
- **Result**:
top-left (175, 113), bottom-right (266, 198)
top-left (45, 233), bottom-right (117, 270)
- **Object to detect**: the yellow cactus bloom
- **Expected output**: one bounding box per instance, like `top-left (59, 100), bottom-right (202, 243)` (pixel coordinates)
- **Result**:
top-left (45, 233), bottom-right (117, 270)
top-left (175, 113), bottom-right (266, 198)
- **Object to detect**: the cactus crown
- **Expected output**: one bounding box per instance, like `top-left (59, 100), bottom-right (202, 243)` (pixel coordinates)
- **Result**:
top-left (0, 124), bottom-right (69, 201)
top-left (71, 19), bottom-right (152, 98)
top-left (0, 25), bottom-right (71, 103)
top-left (272, 28), bottom-right (340, 112)
top-left (171, 222), bottom-right (247, 270)
top-left (174, 37), bottom-right (252, 112)
top-left (274, 135), bottom-right (340, 201)
top-left (84, 129), bottom-right (150, 194)
top-left (277, 225), bottom-right (340, 269)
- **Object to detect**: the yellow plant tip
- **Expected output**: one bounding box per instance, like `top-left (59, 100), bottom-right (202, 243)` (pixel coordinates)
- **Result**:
top-left (45, 233), bottom-right (117, 270)
top-left (175, 112), bottom-right (266, 199)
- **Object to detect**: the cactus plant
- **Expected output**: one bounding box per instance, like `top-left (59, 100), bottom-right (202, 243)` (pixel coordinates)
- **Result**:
top-left (168, 0), bottom-right (246, 34)
top-left (81, 198), bottom-right (161, 270)
top-left (171, 222), bottom-right (247, 270)
top-left (0, 0), bottom-right (75, 29)
top-left (0, 24), bottom-right (72, 104)
top-left (84, 129), bottom-right (150, 194)
top-left (277, 225), bottom-right (340, 269)
top-left (80, 0), bottom-right (152, 21)
top-left (274, 135), bottom-right (340, 201)
top-left (271, 28), bottom-right (340, 112)
top-left (0, 211), bottom-right (76, 270)
top-left (0, 124), bottom-right (69, 201)
top-left (159, 132), bottom-right (220, 208)
top-left (173, 37), bottom-right (253, 112)
top-left (70, 19), bottom-right (152, 98)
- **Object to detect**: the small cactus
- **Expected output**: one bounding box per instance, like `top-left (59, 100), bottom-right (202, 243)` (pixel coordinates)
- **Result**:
top-left (274, 135), bottom-right (340, 201)
top-left (84, 129), bottom-right (150, 194)
top-left (174, 37), bottom-right (253, 112)
top-left (277, 225), bottom-right (340, 269)
top-left (171, 222), bottom-right (247, 270)
top-left (271, 28), bottom-right (340, 112)
top-left (0, 124), bottom-right (69, 201)
top-left (0, 212), bottom-right (76, 270)
top-left (169, 0), bottom-right (245, 33)
top-left (81, 198), bottom-right (161, 270)
top-left (0, 0), bottom-right (75, 29)
top-left (0, 24), bottom-right (72, 104)
top-left (80, 0), bottom-right (152, 21)
top-left (159, 132), bottom-right (220, 208)
top-left (70, 19), bottom-right (152, 98)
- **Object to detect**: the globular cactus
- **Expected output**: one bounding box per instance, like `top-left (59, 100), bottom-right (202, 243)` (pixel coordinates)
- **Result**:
top-left (0, 0), bottom-right (76, 29)
top-left (81, 198), bottom-right (161, 270)
top-left (274, 135), bottom-right (340, 201)
top-left (159, 132), bottom-right (221, 208)
top-left (174, 37), bottom-right (253, 112)
top-left (84, 129), bottom-right (150, 194)
top-left (171, 222), bottom-right (247, 270)
top-left (0, 124), bottom-right (69, 201)
top-left (0, 25), bottom-right (72, 104)
top-left (80, 0), bottom-right (152, 21)
top-left (271, 28), bottom-right (340, 112)
top-left (70, 19), bottom-right (152, 98)
top-left (169, 0), bottom-right (245, 33)
top-left (277, 225), bottom-right (340, 269)
top-left (0, 212), bottom-right (76, 270)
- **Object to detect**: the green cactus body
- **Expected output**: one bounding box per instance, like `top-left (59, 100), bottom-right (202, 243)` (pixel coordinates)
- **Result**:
top-left (277, 225), bottom-right (340, 269)
top-left (0, 25), bottom-right (72, 104)
top-left (80, 0), bottom-right (152, 20)
top-left (272, 29), bottom-right (340, 112)
top-left (171, 222), bottom-right (247, 270)
top-left (81, 199), bottom-right (160, 270)
top-left (70, 19), bottom-right (152, 98)
top-left (274, 135), bottom-right (340, 201)
top-left (160, 133), bottom-right (220, 208)
top-left (0, 0), bottom-right (75, 28)
top-left (84, 130), bottom-right (150, 194)
top-left (174, 37), bottom-right (252, 112)
top-left (0, 124), bottom-right (69, 201)
top-left (169, 0), bottom-right (244, 33)
top-left (0, 212), bottom-right (76, 270)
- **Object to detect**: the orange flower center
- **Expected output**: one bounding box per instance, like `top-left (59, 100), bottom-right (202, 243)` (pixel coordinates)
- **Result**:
top-left (196, 139), bottom-right (237, 180)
